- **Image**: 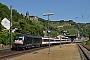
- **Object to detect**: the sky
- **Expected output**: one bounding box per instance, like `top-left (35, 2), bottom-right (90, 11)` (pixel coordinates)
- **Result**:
top-left (0, 0), bottom-right (90, 23)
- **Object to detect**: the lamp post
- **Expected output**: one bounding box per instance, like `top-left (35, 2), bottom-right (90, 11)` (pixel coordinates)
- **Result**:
top-left (43, 13), bottom-right (54, 54)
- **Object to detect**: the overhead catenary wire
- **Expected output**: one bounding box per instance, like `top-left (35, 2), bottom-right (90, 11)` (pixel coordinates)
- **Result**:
top-left (84, 0), bottom-right (90, 23)
top-left (83, 0), bottom-right (90, 16)
top-left (86, 14), bottom-right (90, 22)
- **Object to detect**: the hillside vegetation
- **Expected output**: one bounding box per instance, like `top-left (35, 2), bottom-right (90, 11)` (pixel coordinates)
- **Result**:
top-left (0, 3), bottom-right (90, 45)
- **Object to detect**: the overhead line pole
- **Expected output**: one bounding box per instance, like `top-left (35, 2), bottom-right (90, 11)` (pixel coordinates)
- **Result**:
top-left (10, 5), bottom-right (12, 47)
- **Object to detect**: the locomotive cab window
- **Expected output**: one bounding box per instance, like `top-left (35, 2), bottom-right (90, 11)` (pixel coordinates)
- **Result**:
top-left (14, 36), bottom-right (24, 41)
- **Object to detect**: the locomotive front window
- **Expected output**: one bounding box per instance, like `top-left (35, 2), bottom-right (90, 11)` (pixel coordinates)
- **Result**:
top-left (14, 36), bottom-right (24, 41)
top-left (19, 38), bottom-right (22, 40)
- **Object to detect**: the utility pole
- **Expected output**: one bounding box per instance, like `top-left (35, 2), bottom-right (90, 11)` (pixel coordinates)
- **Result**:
top-left (10, 5), bottom-right (12, 47)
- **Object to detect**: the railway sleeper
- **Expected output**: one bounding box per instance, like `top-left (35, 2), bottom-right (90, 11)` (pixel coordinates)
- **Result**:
top-left (78, 44), bottom-right (90, 60)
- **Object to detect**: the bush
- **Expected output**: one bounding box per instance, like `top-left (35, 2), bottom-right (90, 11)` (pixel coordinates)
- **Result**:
top-left (81, 40), bottom-right (90, 46)
top-left (81, 41), bottom-right (86, 45)
top-left (86, 40), bottom-right (90, 45)
top-left (0, 31), bottom-right (19, 45)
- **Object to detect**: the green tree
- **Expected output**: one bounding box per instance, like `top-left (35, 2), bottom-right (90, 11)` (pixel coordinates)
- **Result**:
top-left (0, 3), bottom-right (10, 19)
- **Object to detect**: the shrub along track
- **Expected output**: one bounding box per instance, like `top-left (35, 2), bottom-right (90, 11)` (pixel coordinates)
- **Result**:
top-left (77, 43), bottom-right (90, 60)
top-left (0, 45), bottom-right (56, 60)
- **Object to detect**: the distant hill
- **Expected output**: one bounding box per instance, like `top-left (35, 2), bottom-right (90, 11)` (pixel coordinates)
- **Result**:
top-left (50, 20), bottom-right (90, 37)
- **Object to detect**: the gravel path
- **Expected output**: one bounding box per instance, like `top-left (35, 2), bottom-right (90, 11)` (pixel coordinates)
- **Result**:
top-left (8, 43), bottom-right (81, 60)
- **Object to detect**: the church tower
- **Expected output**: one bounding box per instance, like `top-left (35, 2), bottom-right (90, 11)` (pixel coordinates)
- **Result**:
top-left (26, 11), bottom-right (30, 20)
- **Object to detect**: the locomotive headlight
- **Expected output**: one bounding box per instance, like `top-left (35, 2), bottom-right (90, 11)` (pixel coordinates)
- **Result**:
top-left (19, 40), bottom-right (22, 43)
top-left (19, 40), bottom-right (23, 44)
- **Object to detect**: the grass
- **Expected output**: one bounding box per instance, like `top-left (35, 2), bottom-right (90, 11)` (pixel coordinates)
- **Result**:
top-left (81, 40), bottom-right (90, 45)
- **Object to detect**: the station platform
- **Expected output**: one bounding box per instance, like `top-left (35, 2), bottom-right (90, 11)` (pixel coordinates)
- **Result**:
top-left (8, 43), bottom-right (81, 60)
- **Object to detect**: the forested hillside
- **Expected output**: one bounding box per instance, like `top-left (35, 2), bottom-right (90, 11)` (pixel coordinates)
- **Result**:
top-left (0, 3), bottom-right (90, 45)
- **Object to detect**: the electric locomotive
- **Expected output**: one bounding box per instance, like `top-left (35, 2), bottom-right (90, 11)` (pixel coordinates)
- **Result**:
top-left (11, 33), bottom-right (42, 50)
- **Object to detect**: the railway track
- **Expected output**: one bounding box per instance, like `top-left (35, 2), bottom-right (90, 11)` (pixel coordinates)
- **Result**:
top-left (0, 45), bottom-right (56, 60)
top-left (78, 43), bottom-right (90, 60)
top-left (0, 48), bottom-right (11, 53)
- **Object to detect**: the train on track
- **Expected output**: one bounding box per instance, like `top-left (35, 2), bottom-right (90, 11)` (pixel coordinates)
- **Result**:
top-left (11, 33), bottom-right (71, 50)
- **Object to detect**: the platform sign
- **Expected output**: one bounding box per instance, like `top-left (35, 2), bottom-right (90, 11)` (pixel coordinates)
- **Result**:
top-left (1, 18), bottom-right (10, 30)
top-left (47, 30), bottom-right (51, 34)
